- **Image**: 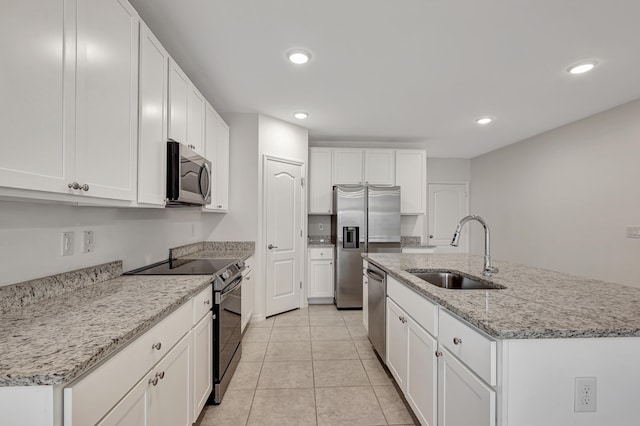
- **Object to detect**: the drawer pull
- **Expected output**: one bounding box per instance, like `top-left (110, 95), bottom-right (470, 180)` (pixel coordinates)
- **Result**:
top-left (156, 371), bottom-right (165, 380)
top-left (204, 299), bottom-right (210, 305)
top-left (435, 351), bottom-right (443, 358)
top-left (149, 376), bottom-right (159, 386)
top-left (152, 342), bottom-right (162, 351)
top-left (398, 315), bottom-right (407, 324)
top-left (453, 337), bottom-right (463, 345)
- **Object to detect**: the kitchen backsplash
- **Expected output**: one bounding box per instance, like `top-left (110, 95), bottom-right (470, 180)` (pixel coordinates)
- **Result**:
top-left (401, 236), bottom-right (422, 247)
top-left (0, 261), bottom-right (123, 313)
top-left (170, 241), bottom-right (255, 259)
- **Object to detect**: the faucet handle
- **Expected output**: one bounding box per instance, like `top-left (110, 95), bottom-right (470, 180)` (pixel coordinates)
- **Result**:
top-left (483, 266), bottom-right (499, 277)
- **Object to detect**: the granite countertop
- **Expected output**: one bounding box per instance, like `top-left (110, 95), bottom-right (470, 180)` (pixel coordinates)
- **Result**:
top-left (171, 241), bottom-right (255, 261)
top-left (308, 242), bottom-right (335, 248)
top-left (0, 273), bottom-right (211, 386)
top-left (364, 253), bottom-right (640, 340)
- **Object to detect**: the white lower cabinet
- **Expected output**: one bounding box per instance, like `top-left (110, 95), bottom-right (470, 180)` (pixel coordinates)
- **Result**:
top-left (437, 347), bottom-right (495, 426)
top-left (407, 316), bottom-right (437, 426)
top-left (192, 313), bottom-right (213, 421)
top-left (386, 297), bottom-right (437, 426)
top-left (241, 256), bottom-right (255, 332)
top-left (63, 286), bottom-right (212, 426)
top-left (308, 248), bottom-right (334, 299)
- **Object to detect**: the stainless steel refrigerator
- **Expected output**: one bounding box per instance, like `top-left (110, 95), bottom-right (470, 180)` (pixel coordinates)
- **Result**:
top-left (332, 185), bottom-right (401, 308)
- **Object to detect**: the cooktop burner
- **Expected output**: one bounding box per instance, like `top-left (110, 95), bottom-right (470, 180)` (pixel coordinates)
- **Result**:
top-left (126, 258), bottom-right (237, 275)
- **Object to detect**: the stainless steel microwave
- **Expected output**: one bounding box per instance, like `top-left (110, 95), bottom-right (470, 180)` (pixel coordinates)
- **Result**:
top-left (166, 140), bottom-right (212, 206)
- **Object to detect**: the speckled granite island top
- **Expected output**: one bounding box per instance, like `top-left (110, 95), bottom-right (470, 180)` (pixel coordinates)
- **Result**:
top-left (364, 253), bottom-right (640, 340)
top-left (0, 272), bottom-right (211, 387)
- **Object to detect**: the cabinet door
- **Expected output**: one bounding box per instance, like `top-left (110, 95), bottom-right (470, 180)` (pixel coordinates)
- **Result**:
top-left (0, 0), bottom-right (75, 194)
top-left (386, 297), bottom-right (408, 392)
top-left (364, 149), bottom-right (395, 185)
top-left (187, 86), bottom-right (205, 154)
top-left (147, 334), bottom-right (192, 426)
top-left (438, 347), bottom-right (495, 426)
top-left (309, 148), bottom-right (333, 214)
top-left (192, 314), bottom-right (212, 420)
top-left (407, 317), bottom-right (437, 426)
top-left (168, 59), bottom-right (188, 144)
top-left (98, 372), bottom-right (150, 426)
top-left (308, 259), bottom-right (334, 298)
top-left (395, 150), bottom-right (426, 214)
top-left (203, 106), bottom-right (229, 212)
top-left (332, 149), bottom-right (363, 185)
top-left (137, 22), bottom-right (168, 206)
top-left (242, 267), bottom-right (254, 332)
top-left (75, 0), bottom-right (138, 201)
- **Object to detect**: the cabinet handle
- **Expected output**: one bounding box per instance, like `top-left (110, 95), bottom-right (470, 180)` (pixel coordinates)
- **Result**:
top-left (217, 205), bottom-right (223, 208)
top-left (152, 342), bottom-right (162, 350)
top-left (398, 315), bottom-right (407, 324)
top-left (149, 376), bottom-right (159, 386)
top-left (204, 299), bottom-right (210, 305)
top-left (435, 351), bottom-right (443, 358)
top-left (429, 235), bottom-right (434, 238)
top-left (156, 371), bottom-right (165, 380)
top-left (268, 244), bottom-right (278, 249)
top-left (453, 337), bottom-right (463, 345)
top-left (81, 184), bottom-right (89, 191)
top-left (68, 182), bottom-right (80, 190)
top-left (188, 144), bottom-right (195, 149)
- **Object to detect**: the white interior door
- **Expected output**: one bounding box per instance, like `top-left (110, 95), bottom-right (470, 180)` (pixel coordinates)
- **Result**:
top-left (265, 158), bottom-right (302, 317)
top-left (428, 183), bottom-right (468, 251)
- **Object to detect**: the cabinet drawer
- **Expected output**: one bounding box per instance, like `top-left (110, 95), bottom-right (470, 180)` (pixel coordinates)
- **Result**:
top-left (243, 256), bottom-right (254, 273)
top-left (63, 300), bottom-right (192, 426)
top-left (387, 275), bottom-right (438, 337)
top-left (193, 286), bottom-right (213, 324)
top-left (439, 309), bottom-right (497, 386)
top-left (309, 248), bottom-right (334, 260)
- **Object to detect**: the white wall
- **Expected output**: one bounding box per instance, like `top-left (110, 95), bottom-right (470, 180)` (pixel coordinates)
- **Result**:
top-left (0, 200), bottom-right (213, 286)
top-left (470, 99), bottom-right (640, 288)
top-left (206, 113), bottom-right (259, 241)
top-left (427, 158), bottom-right (470, 183)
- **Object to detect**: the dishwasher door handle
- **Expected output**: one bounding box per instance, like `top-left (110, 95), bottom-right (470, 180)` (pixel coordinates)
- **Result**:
top-left (366, 269), bottom-right (385, 282)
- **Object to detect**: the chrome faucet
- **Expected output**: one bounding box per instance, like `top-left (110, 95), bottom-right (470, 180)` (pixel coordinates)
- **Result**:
top-left (450, 215), bottom-right (499, 277)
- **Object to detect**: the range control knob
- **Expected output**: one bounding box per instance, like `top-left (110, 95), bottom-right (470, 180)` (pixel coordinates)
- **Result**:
top-left (236, 260), bottom-right (245, 269)
top-left (221, 270), bottom-right (231, 280)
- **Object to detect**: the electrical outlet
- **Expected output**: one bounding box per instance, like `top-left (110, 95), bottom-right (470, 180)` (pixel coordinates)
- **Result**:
top-left (626, 227), bottom-right (640, 238)
top-left (83, 231), bottom-right (94, 253)
top-left (62, 232), bottom-right (74, 256)
top-left (575, 377), bottom-right (597, 412)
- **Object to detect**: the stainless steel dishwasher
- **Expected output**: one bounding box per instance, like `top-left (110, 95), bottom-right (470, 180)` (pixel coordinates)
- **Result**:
top-left (366, 262), bottom-right (387, 363)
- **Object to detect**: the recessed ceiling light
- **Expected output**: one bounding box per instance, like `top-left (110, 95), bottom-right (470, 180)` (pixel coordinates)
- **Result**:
top-left (287, 50), bottom-right (311, 65)
top-left (294, 112), bottom-right (309, 120)
top-left (475, 117), bottom-right (493, 125)
top-left (567, 61), bottom-right (597, 74)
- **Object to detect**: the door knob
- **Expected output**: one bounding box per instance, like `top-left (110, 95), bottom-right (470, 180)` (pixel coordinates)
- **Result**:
top-left (268, 244), bottom-right (278, 249)
top-left (429, 235), bottom-right (434, 238)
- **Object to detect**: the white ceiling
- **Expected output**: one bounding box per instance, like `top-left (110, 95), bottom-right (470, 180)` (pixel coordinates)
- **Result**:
top-left (129, 0), bottom-right (640, 158)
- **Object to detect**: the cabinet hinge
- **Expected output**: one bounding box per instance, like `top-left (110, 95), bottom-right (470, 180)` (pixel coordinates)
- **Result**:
top-left (300, 229), bottom-right (303, 237)
top-left (300, 281), bottom-right (302, 289)
top-left (301, 177), bottom-right (305, 187)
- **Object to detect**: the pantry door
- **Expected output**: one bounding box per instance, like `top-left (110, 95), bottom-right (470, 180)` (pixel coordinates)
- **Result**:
top-left (428, 183), bottom-right (468, 252)
top-left (265, 157), bottom-right (303, 317)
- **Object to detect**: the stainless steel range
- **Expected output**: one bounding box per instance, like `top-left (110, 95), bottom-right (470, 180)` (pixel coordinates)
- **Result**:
top-left (125, 257), bottom-right (245, 404)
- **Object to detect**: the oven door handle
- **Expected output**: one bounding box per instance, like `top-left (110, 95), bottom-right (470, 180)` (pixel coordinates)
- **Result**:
top-left (220, 276), bottom-right (243, 298)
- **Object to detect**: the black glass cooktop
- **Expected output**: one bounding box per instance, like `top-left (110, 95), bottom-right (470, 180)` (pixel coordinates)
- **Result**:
top-left (125, 258), bottom-right (236, 275)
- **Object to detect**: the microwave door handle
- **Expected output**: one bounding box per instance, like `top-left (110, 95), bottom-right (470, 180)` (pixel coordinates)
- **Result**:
top-left (202, 162), bottom-right (211, 200)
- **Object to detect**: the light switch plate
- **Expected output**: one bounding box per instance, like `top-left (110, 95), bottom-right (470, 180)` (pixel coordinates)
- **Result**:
top-left (83, 231), bottom-right (94, 253)
top-left (62, 232), bottom-right (74, 256)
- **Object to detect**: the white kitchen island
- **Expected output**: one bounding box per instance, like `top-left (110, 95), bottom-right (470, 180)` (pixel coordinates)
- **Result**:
top-left (364, 253), bottom-right (640, 426)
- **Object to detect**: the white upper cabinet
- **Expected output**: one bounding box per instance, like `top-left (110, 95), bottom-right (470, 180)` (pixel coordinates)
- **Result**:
top-left (203, 104), bottom-right (229, 212)
top-left (364, 149), bottom-right (395, 185)
top-left (309, 148), bottom-right (333, 214)
top-left (332, 149), bottom-right (364, 185)
top-left (0, 0), bottom-right (74, 194)
top-left (168, 59), bottom-right (189, 145)
top-left (187, 86), bottom-right (205, 154)
top-left (75, 0), bottom-right (139, 201)
top-left (395, 150), bottom-right (426, 214)
top-left (169, 59), bottom-right (205, 155)
top-left (137, 22), bottom-right (168, 206)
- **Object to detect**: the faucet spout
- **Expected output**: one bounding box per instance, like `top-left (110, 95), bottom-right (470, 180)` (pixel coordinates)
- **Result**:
top-left (450, 215), bottom-right (499, 277)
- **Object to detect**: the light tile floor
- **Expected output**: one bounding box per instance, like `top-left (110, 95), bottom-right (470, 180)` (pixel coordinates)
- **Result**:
top-left (198, 304), bottom-right (418, 426)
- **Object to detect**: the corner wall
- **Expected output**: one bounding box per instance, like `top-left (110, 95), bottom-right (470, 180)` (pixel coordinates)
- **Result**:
top-left (470, 99), bottom-right (640, 288)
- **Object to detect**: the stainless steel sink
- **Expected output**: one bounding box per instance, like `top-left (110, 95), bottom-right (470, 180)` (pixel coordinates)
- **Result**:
top-left (407, 270), bottom-right (505, 290)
